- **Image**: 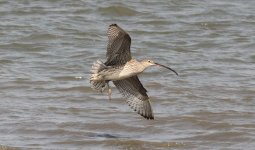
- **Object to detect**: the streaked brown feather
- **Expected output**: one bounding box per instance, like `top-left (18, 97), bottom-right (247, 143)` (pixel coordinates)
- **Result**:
top-left (104, 24), bottom-right (132, 66)
top-left (113, 76), bottom-right (154, 120)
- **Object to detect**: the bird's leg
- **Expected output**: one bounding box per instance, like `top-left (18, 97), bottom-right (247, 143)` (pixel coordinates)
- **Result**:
top-left (107, 82), bottom-right (112, 100)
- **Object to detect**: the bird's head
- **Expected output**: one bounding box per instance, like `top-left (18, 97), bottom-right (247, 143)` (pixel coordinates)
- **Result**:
top-left (141, 59), bottom-right (178, 76)
top-left (141, 59), bottom-right (156, 67)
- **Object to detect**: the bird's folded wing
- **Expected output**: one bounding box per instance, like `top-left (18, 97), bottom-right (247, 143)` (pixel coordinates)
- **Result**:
top-left (113, 76), bottom-right (154, 119)
top-left (105, 24), bottom-right (132, 66)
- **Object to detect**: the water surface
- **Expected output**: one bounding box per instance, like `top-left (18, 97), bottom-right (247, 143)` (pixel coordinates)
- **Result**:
top-left (0, 0), bottom-right (255, 149)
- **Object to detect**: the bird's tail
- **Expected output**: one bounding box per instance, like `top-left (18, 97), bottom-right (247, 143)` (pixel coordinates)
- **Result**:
top-left (90, 60), bottom-right (107, 92)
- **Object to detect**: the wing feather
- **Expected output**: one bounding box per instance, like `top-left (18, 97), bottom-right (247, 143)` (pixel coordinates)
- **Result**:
top-left (105, 24), bottom-right (132, 66)
top-left (113, 76), bottom-right (154, 119)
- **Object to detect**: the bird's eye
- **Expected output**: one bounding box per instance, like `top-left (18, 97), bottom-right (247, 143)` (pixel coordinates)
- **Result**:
top-left (148, 60), bottom-right (151, 63)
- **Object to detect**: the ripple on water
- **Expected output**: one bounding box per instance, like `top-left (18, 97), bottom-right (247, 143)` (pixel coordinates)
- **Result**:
top-left (98, 6), bottom-right (139, 16)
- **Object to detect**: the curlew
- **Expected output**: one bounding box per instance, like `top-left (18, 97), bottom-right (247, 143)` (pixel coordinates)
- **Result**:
top-left (90, 24), bottom-right (178, 119)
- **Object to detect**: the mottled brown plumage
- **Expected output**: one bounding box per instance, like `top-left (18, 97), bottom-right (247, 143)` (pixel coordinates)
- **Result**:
top-left (90, 24), bottom-right (178, 120)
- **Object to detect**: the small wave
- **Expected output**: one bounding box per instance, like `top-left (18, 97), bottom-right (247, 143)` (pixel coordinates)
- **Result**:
top-left (98, 6), bottom-right (138, 16)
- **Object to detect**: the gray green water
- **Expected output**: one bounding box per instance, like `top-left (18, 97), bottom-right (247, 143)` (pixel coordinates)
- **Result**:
top-left (0, 0), bottom-right (255, 149)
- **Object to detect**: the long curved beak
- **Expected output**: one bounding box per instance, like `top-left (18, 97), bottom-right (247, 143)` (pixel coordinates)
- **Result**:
top-left (155, 62), bottom-right (178, 76)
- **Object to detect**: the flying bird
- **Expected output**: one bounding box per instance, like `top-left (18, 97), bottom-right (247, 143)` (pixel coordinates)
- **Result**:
top-left (90, 24), bottom-right (178, 119)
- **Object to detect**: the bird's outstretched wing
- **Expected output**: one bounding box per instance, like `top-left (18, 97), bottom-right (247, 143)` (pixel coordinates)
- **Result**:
top-left (104, 24), bottom-right (132, 66)
top-left (113, 76), bottom-right (154, 119)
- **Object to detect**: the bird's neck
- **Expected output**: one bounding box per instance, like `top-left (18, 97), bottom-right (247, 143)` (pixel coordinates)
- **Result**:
top-left (117, 59), bottom-right (145, 79)
top-left (128, 59), bottom-right (146, 72)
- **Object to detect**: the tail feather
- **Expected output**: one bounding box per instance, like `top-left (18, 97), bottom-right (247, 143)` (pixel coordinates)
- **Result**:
top-left (90, 60), bottom-right (107, 92)
top-left (91, 60), bottom-right (106, 74)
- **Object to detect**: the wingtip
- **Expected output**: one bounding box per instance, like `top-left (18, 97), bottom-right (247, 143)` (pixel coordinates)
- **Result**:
top-left (126, 98), bottom-right (154, 120)
top-left (144, 115), bottom-right (154, 120)
top-left (138, 112), bottom-right (154, 120)
top-left (135, 109), bottom-right (154, 120)
top-left (109, 23), bottom-right (118, 27)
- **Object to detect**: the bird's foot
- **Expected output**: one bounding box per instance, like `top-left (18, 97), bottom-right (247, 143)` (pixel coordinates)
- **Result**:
top-left (107, 83), bottom-right (112, 100)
